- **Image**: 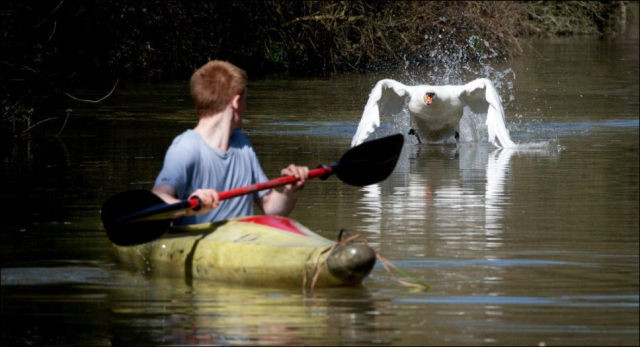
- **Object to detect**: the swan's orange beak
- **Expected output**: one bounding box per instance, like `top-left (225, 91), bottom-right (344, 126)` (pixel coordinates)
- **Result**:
top-left (424, 93), bottom-right (434, 105)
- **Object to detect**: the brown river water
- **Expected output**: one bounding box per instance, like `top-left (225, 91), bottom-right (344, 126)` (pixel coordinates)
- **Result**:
top-left (2, 17), bottom-right (638, 346)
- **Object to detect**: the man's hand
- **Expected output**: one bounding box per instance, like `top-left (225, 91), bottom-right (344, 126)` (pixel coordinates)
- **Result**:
top-left (190, 188), bottom-right (220, 210)
top-left (281, 164), bottom-right (309, 193)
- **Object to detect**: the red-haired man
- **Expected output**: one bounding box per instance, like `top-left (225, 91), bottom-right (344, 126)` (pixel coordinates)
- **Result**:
top-left (152, 60), bottom-right (309, 224)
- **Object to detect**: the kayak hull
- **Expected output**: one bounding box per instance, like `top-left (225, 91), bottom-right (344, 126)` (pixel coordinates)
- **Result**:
top-left (114, 215), bottom-right (375, 287)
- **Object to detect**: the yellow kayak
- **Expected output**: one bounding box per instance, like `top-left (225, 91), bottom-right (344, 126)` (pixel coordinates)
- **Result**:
top-left (114, 215), bottom-right (376, 288)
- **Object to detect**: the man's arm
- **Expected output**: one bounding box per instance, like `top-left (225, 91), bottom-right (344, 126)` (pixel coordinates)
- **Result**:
top-left (152, 184), bottom-right (180, 204)
top-left (257, 164), bottom-right (308, 216)
top-left (258, 187), bottom-right (301, 216)
top-left (152, 184), bottom-right (220, 211)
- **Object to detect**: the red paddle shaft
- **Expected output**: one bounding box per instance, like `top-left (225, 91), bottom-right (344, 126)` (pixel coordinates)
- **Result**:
top-left (104, 133), bottom-right (403, 246)
top-left (186, 165), bottom-right (335, 208)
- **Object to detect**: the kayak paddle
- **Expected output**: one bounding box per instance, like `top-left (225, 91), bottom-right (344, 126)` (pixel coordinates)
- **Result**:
top-left (101, 133), bottom-right (404, 246)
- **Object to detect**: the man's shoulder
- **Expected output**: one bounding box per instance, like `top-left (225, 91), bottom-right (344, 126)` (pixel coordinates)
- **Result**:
top-left (170, 130), bottom-right (200, 148)
top-left (163, 130), bottom-right (204, 161)
top-left (230, 130), bottom-right (253, 148)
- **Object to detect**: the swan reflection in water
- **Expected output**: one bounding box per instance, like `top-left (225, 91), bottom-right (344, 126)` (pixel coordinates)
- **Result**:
top-left (356, 140), bottom-right (553, 254)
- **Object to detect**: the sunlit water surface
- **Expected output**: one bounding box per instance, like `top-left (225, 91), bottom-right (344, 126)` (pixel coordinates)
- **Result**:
top-left (2, 23), bottom-right (638, 346)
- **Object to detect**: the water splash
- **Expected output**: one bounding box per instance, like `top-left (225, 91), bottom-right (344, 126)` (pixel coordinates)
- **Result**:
top-left (390, 33), bottom-right (532, 147)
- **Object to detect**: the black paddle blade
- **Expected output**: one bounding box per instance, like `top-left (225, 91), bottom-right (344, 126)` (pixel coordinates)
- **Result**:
top-left (101, 190), bottom-right (171, 246)
top-left (336, 133), bottom-right (404, 186)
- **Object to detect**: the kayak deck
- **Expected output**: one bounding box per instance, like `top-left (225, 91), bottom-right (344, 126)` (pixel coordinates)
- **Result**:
top-left (114, 215), bottom-right (376, 288)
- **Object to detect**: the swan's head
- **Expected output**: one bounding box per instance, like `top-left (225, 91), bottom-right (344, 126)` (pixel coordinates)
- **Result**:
top-left (424, 92), bottom-right (435, 105)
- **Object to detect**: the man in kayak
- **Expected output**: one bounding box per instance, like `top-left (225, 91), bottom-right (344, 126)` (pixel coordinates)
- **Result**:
top-left (151, 60), bottom-right (309, 224)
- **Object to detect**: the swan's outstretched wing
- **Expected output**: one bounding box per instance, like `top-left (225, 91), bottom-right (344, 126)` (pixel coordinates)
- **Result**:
top-left (460, 78), bottom-right (516, 148)
top-left (351, 79), bottom-right (411, 147)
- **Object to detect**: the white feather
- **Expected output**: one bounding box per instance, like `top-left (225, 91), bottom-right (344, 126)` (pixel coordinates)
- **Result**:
top-left (351, 79), bottom-right (411, 147)
top-left (463, 78), bottom-right (516, 148)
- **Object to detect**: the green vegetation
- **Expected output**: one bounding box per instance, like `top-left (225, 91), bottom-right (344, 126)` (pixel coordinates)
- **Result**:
top-left (0, 1), bottom-right (630, 134)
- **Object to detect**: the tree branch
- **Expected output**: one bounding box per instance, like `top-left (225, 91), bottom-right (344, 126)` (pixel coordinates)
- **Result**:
top-left (63, 78), bottom-right (119, 104)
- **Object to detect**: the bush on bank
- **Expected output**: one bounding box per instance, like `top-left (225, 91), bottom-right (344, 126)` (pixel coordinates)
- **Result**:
top-left (0, 1), bottom-right (630, 134)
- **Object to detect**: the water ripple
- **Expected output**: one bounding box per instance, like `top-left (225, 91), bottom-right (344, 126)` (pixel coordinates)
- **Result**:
top-left (389, 258), bottom-right (598, 269)
top-left (393, 294), bottom-right (639, 308)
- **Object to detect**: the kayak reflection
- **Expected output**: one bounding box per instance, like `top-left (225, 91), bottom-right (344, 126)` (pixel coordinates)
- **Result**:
top-left (108, 276), bottom-right (380, 345)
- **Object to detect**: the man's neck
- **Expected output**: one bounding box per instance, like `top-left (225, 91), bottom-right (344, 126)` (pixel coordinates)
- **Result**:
top-left (193, 109), bottom-right (234, 152)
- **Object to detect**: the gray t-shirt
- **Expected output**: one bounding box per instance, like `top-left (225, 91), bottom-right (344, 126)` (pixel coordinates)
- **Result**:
top-left (155, 129), bottom-right (269, 224)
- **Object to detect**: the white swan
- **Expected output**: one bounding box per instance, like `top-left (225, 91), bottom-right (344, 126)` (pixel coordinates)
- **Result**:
top-left (351, 78), bottom-right (517, 148)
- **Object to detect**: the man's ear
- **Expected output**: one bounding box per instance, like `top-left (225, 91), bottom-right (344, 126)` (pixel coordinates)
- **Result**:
top-left (230, 94), bottom-right (241, 110)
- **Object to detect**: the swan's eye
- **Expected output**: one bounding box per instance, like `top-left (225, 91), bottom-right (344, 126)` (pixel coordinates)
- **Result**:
top-left (424, 93), bottom-right (435, 104)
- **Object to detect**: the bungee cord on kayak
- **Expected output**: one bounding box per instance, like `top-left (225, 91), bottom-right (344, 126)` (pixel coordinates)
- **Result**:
top-left (304, 233), bottom-right (431, 292)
